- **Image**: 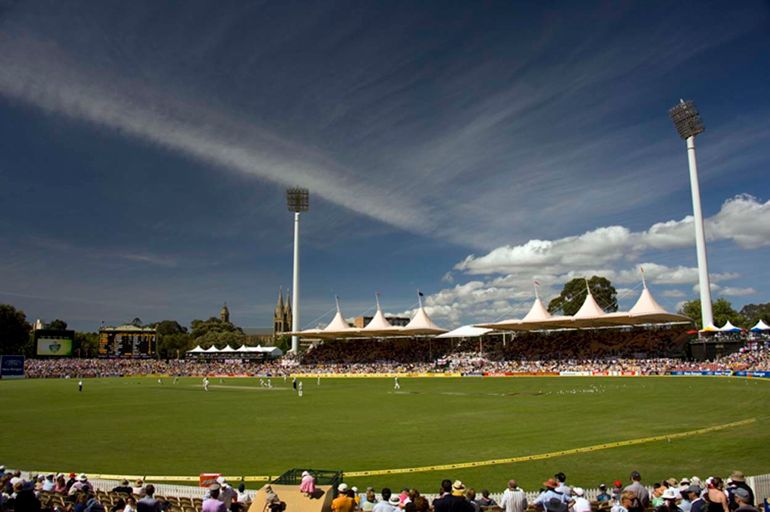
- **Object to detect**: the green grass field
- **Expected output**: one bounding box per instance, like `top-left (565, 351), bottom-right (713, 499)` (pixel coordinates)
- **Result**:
top-left (1, 376), bottom-right (769, 492)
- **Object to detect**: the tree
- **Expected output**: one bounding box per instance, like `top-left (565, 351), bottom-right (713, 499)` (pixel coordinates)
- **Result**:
top-left (158, 332), bottom-right (193, 359)
top-left (46, 319), bottom-right (68, 330)
top-left (678, 298), bottom-right (744, 329)
top-left (547, 276), bottom-right (618, 316)
top-left (190, 317), bottom-right (245, 348)
top-left (75, 332), bottom-right (99, 357)
top-left (0, 304), bottom-right (32, 355)
top-left (130, 317), bottom-right (143, 327)
top-left (739, 302), bottom-right (770, 326)
top-left (152, 320), bottom-right (188, 336)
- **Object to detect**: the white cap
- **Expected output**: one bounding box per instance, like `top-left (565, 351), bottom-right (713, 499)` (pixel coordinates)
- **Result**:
top-left (338, 483), bottom-right (349, 492)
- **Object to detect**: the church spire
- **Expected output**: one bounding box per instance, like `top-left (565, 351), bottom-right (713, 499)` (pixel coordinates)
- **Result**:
top-left (220, 302), bottom-right (230, 323)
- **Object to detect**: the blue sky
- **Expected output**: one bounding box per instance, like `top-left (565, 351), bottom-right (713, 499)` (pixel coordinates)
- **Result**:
top-left (1, 1), bottom-right (769, 331)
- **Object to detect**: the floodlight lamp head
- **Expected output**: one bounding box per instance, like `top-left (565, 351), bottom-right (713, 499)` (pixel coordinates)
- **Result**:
top-left (286, 187), bottom-right (309, 212)
top-left (669, 99), bottom-right (705, 139)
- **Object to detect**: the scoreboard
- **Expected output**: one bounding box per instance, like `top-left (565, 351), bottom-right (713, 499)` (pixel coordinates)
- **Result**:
top-left (98, 327), bottom-right (156, 358)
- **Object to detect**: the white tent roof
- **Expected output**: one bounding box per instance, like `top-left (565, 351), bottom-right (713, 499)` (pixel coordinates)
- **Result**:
top-left (436, 325), bottom-right (492, 338)
top-left (236, 344), bottom-right (250, 352)
top-left (204, 345), bottom-right (220, 353)
top-left (476, 280), bottom-right (692, 331)
top-left (751, 320), bottom-right (770, 331)
top-left (402, 304), bottom-right (446, 335)
top-left (719, 321), bottom-right (741, 332)
top-left (362, 294), bottom-right (404, 336)
top-left (220, 345), bottom-right (236, 352)
top-left (187, 345), bottom-right (205, 353)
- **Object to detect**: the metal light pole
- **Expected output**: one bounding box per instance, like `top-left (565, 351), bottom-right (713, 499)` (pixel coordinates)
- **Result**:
top-left (287, 188), bottom-right (309, 353)
top-left (669, 99), bottom-right (713, 328)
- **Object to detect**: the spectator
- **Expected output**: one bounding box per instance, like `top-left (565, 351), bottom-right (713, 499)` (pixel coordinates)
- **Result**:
top-left (137, 484), bottom-right (161, 512)
top-left (466, 489), bottom-right (480, 512)
top-left (651, 484), bottom-right (666, 508)
top-left (133, 480), bottom-right (145, 496)
top-left (43, 474), bottom-right (55, 493)
top-left (434, 481), bottom-right (473, 512)
top-left (361, 490), bottom-right (377, 512)
top-left (613, 492), bottom-right (638, 512)
top-left (727, 472), bottom-right (754, 510)
top-left (86, 495), bottom-right (107, 512)
top-left (500, 480), bottom-right (527, 512)
top-left (113, 480), bottom-right (133, 495)
top-left (54, 474), bottom-right (67, 494)
top-left (373, 488), bottom-right (396, 512)
top-left (554, 474), bottom-right (572, 496)
top-left (732, 489), bottom-right (757, 512)
top-left (706, 477), bottom-right (730, 512)
top-left (203, 485), bottom-right (226, 512)
top-left (688, 487), bottom-right (705, 512)
top-left (597, 485), bottom-right (612, 503)
top-left (572, 488), bottom-right (591, 512)
top-left (477, 490), bottom-right (498, 510)
top-left (299, 471), bottom-right (316, 497)
top-left (125, 497), bottom-right (138, 512)
top-left (111, 499), bottom-right (127, 512)
top-left (625, 472), bottom-right (650, 512)
top-left (533, 479), bottom-right (571, 512)
top-left (656, 489), bottom-right (682, 512)
top-left (332, 483), bottom-right (356, 512)
top-left (236, 483), bottom-right (252, 507)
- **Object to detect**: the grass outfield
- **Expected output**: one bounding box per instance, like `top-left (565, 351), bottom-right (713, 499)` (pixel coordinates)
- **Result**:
top-left (1, 376), bottom-right (769, 491)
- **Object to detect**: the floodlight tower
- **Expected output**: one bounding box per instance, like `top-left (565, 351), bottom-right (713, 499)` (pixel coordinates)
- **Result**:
top-left (287, 187), bottom-right (309, 353)
top-left (669, 99), bottom-right (713, 328)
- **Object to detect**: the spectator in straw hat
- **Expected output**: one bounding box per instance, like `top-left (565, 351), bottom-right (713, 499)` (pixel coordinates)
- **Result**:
top-left (727, 472), bottom-right (754, 510)
top-left (534, 478), bottom-right (571, 512)
top-left (433, 481), bottom-right (473, 512)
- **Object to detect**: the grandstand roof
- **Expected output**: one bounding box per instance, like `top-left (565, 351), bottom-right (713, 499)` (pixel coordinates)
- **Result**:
top-left (476, 280), bottom-right (691, 331)
top-left (187, 345), bottom-right (205, 353)
top-left (400, 298), bottom-right (446, 335)
top-left (361, 294), bottom-right (403, 337)
top-left (436, 325), bottom-right (492, 338)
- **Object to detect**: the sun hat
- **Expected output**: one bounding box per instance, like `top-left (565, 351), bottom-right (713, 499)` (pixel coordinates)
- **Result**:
top-left (662, 489), bottom-right (678, 500)
top-left (666, 478), bottom-right (678, 488)
top-left (352, 487), bottom-right (358, 493)
top-left (686, 486), bottom-right (702, 495)
top-left (389, 496), bottom-right (401, 505)
top-left (574, 488), bottom-right (585, 497)
top-left (209, 483), bottom-right (221, 491)
top-left (79, 474), bottom-right (88, 482)
top-left (543, 478), bottom-right (559, 489)
top-left (338, 483), bottom-right (349, 493)
top-left (729, 471), bottom-right (745, 483)
top-left (217, 476), bottom-right (226, 485)
top-left (599, 484), bottom-right (607, 490)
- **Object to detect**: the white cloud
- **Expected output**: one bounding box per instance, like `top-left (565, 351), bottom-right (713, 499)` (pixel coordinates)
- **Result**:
top-left (720, 287), bottom-right (757, 297)
top-left (661, 289), bottom-right (686, 298)
top-left (456, 195), bottom-right (770, 275)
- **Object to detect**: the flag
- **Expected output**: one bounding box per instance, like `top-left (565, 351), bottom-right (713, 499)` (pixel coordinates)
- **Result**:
top-left (418, 291), bottom-right (424, 297)
top-left (533, 280), bottom-right (541, 286)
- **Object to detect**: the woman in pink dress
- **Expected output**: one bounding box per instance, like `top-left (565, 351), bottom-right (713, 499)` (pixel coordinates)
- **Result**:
top-left (299, 471), bottom-right (316, 497)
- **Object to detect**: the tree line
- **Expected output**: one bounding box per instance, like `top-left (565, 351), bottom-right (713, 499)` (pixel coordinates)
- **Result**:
top-left (0, 305), bottom-right (290, 357)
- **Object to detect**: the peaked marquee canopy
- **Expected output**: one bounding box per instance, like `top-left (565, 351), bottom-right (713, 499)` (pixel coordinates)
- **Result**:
top-left (476, 280), bottom-right (692, 331)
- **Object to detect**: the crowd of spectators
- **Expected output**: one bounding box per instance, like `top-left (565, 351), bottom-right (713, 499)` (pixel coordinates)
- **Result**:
top-left (22, 328), bottom-right (770, 378)
top-left (1, 467), bottom-right (760, 512)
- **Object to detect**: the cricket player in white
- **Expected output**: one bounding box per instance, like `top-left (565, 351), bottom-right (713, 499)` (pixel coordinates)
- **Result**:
top-left (203, 377), bottom-right (209, 391)
top-left (394, 376), bottom-right (400, 390)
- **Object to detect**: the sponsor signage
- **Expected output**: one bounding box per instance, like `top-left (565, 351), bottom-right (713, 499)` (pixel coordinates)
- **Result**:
top-left (0, 355), bottom-right (25, 379)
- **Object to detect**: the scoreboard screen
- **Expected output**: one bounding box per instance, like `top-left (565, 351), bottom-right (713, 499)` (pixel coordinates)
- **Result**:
top-left (99, 330), bottom-right (156, 358)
